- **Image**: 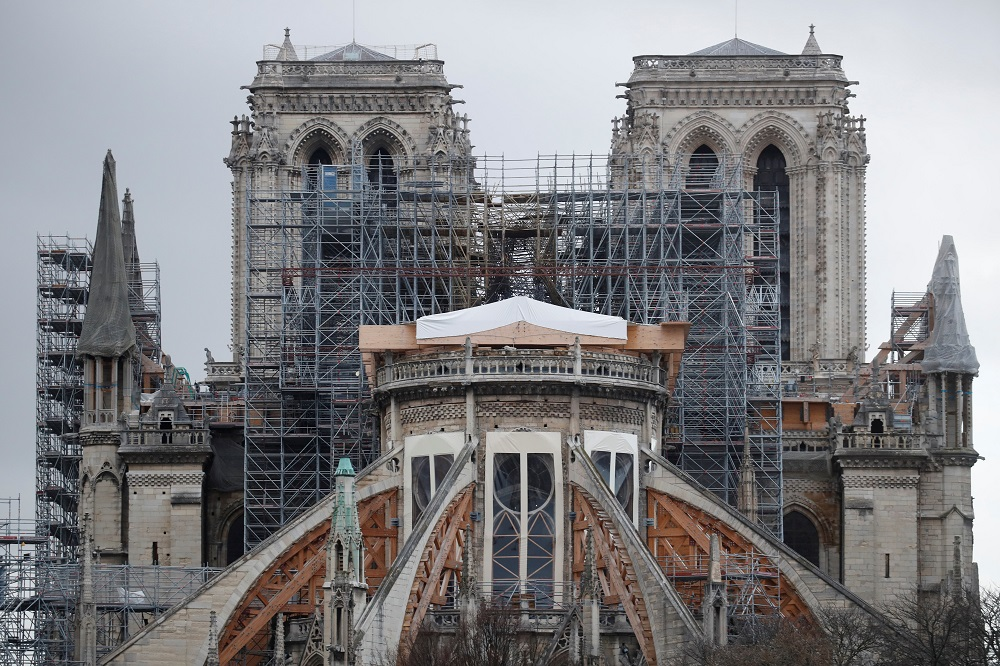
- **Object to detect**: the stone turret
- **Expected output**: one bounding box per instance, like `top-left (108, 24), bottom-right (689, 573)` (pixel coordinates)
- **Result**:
top-left (77, 151), bottom-right (135, 564)
top-left (917, 236), bottom-right (979, 595)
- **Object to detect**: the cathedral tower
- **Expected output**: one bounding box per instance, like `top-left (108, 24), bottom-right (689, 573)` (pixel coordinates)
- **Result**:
top-left (612, 28), bottom-right (867, 362)
top-left (226, 30), bottom-right (474, 354)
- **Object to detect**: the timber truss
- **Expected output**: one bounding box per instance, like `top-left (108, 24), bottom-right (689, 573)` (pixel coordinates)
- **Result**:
top-left (646, 488), bottom-right (811, 625)
top-left (219, 489), bottom-right (399, 665)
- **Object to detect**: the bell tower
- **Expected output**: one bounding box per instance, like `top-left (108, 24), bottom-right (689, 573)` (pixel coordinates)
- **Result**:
top-left (225, 30), bottom-right (474, 354)
top-left (613, 27), bottom-right (868, 362)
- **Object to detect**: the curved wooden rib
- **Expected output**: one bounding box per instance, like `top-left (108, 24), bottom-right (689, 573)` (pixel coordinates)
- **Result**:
top-left (219, 520), bottom-right (329, 665)
top-left (401, 484), bottom-right (474, 641)
top-left (645, 488), bottom-right (813, 623)
top-left (360, 487), bottom-right (399, 592)
top-left (572, 485), bottom-right (657, 666)
top-left (219, 489), bottom-right (399, 664)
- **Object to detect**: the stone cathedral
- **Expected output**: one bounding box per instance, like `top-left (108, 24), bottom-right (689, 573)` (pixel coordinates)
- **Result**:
top-left (52, 27), bottom-right (979, 666)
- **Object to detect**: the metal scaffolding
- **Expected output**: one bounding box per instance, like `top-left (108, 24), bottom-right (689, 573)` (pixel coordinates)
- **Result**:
top-left (30, 235), bottom-right (166, 664)
top-left (36, 235), bottom-right (91, 562)
top-left (243, 152), bottom-right (782, 547)
top-left (0, 497), bottom-right (47, 665)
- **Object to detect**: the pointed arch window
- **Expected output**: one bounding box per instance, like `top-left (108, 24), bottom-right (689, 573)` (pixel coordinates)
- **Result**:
top-left (687, 144), bottom-right (719, 189)
top-left (485, 432), bottom-right (562, 605)
top-left (367, 146), bottom-right (397, 192)
top-left (754, 144), bottom-right (790, 360)
top-left (224, 512), bottom-right (245, 565)
top-left (783, 510), bottom-right (820, 566)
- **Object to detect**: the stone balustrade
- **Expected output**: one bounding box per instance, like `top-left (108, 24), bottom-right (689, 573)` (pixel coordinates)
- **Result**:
top-left (374, 349), bottom-right (666, 395)
top-left (125, 429), bottom-right (209, 448)
top-left (632, 55), bottom-right (844, 72)
top-left (782, 429), bottom-right (832, 452)
top-left (834, 432), bottom-right (918, 451)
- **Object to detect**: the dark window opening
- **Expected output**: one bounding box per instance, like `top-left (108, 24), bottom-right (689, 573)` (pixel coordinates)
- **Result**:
top-left (151, 541), bottom-right (159, 566)
top-left (687, 144), bottom-right (719, 189)
top-left (309, 148), bottom-right (332, 165)
top-left (754, 145), bottom-right (790, 360)
top-left (367, 146), bottom-right (397, 191)
top-left (783, 510), bottom-right (820, 566)
top-left (225, 513), bottom-right (245, 565)
top-left (885, 553), bottom-right (891, 578)
top-left (871, 417), bottom-right (885, 434)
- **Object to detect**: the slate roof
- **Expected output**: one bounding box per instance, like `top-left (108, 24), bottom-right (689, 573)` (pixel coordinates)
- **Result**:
top-left (688, 38), bottom-right (786, 56)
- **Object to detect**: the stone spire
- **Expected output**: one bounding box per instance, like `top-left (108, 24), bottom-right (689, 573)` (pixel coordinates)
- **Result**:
top-left (77, 151), bottom-right (137, 358)
top-left (580, 527), bottom-right (602, 661)
top-left (120, 188), bottom-right (142, 311)
top-left (922, 236), bottom-right (979, 375)
top-left (737, 438), bottom-right (758, 522)
top-left (277, 28), bottom-right (298, 61)
top-left (702, 533), bottom-right (728, 646)
top-left (801, 24), bottom-right (822, 55)
top-left (274, 613), bottom-right (286, 665)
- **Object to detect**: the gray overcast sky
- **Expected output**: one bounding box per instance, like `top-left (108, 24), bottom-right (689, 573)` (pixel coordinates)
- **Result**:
top-left (2, 0), bottom-right (998, 584)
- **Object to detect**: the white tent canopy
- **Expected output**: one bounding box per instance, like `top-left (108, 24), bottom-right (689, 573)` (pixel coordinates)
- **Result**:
top-left (415, 296), bottom-right (628, 340)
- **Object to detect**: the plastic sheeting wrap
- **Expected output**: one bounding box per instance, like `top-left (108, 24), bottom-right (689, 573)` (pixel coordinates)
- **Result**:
top-left (922, 235), bottom-right (979, 375)
top-left (208, 435), bottom-right (245, 492)
top-left (415, 296), bottom-right (627, 340)
top-left (76, 151), bottom-right (137, 358)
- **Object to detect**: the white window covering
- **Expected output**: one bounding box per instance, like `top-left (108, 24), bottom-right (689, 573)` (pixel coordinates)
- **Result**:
top-left (584, 430), bottom-right (639, 526)
top-left (415, 296), bottom-right (627, 340)
top-left (403, 432), bottom-right (465, 531)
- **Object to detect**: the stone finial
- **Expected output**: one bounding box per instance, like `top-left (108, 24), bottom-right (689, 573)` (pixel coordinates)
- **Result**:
top-left (708, 533), bottom-right (722, 584)
top-left (277, 28), bottom-right (298, 61)
top-left (802, 24), bottom-right (823, 56)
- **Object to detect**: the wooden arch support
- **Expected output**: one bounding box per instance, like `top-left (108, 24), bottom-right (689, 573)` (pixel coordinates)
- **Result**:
top-left (400, 484), bottom-right (475, 641)
top-left (219, 489), bottom-right (399, 664)
top-left (646, 488), bottom-right (813, 622)
top-left (571, 485), bottom-right (657, 666)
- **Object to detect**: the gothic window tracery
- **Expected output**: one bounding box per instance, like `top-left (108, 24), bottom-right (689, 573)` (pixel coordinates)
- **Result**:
top-left (490, 449), bottom-right (558, 601)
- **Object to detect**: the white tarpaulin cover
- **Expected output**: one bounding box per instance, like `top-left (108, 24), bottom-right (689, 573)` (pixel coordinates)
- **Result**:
top-left (415, 296), bottom-right (628, 340)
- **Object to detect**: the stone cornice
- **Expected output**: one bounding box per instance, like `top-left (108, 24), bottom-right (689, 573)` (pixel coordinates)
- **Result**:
top-left (269, 91), bottom-right (445, 115)
top-left (626, 55), bottom-right (847, 86)
top-left (118, 443), bottom-right (212, 466)
top-left (631, 88), bottom-right (845, 110)
top-left (930, 449), bottom-right (980, 468)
